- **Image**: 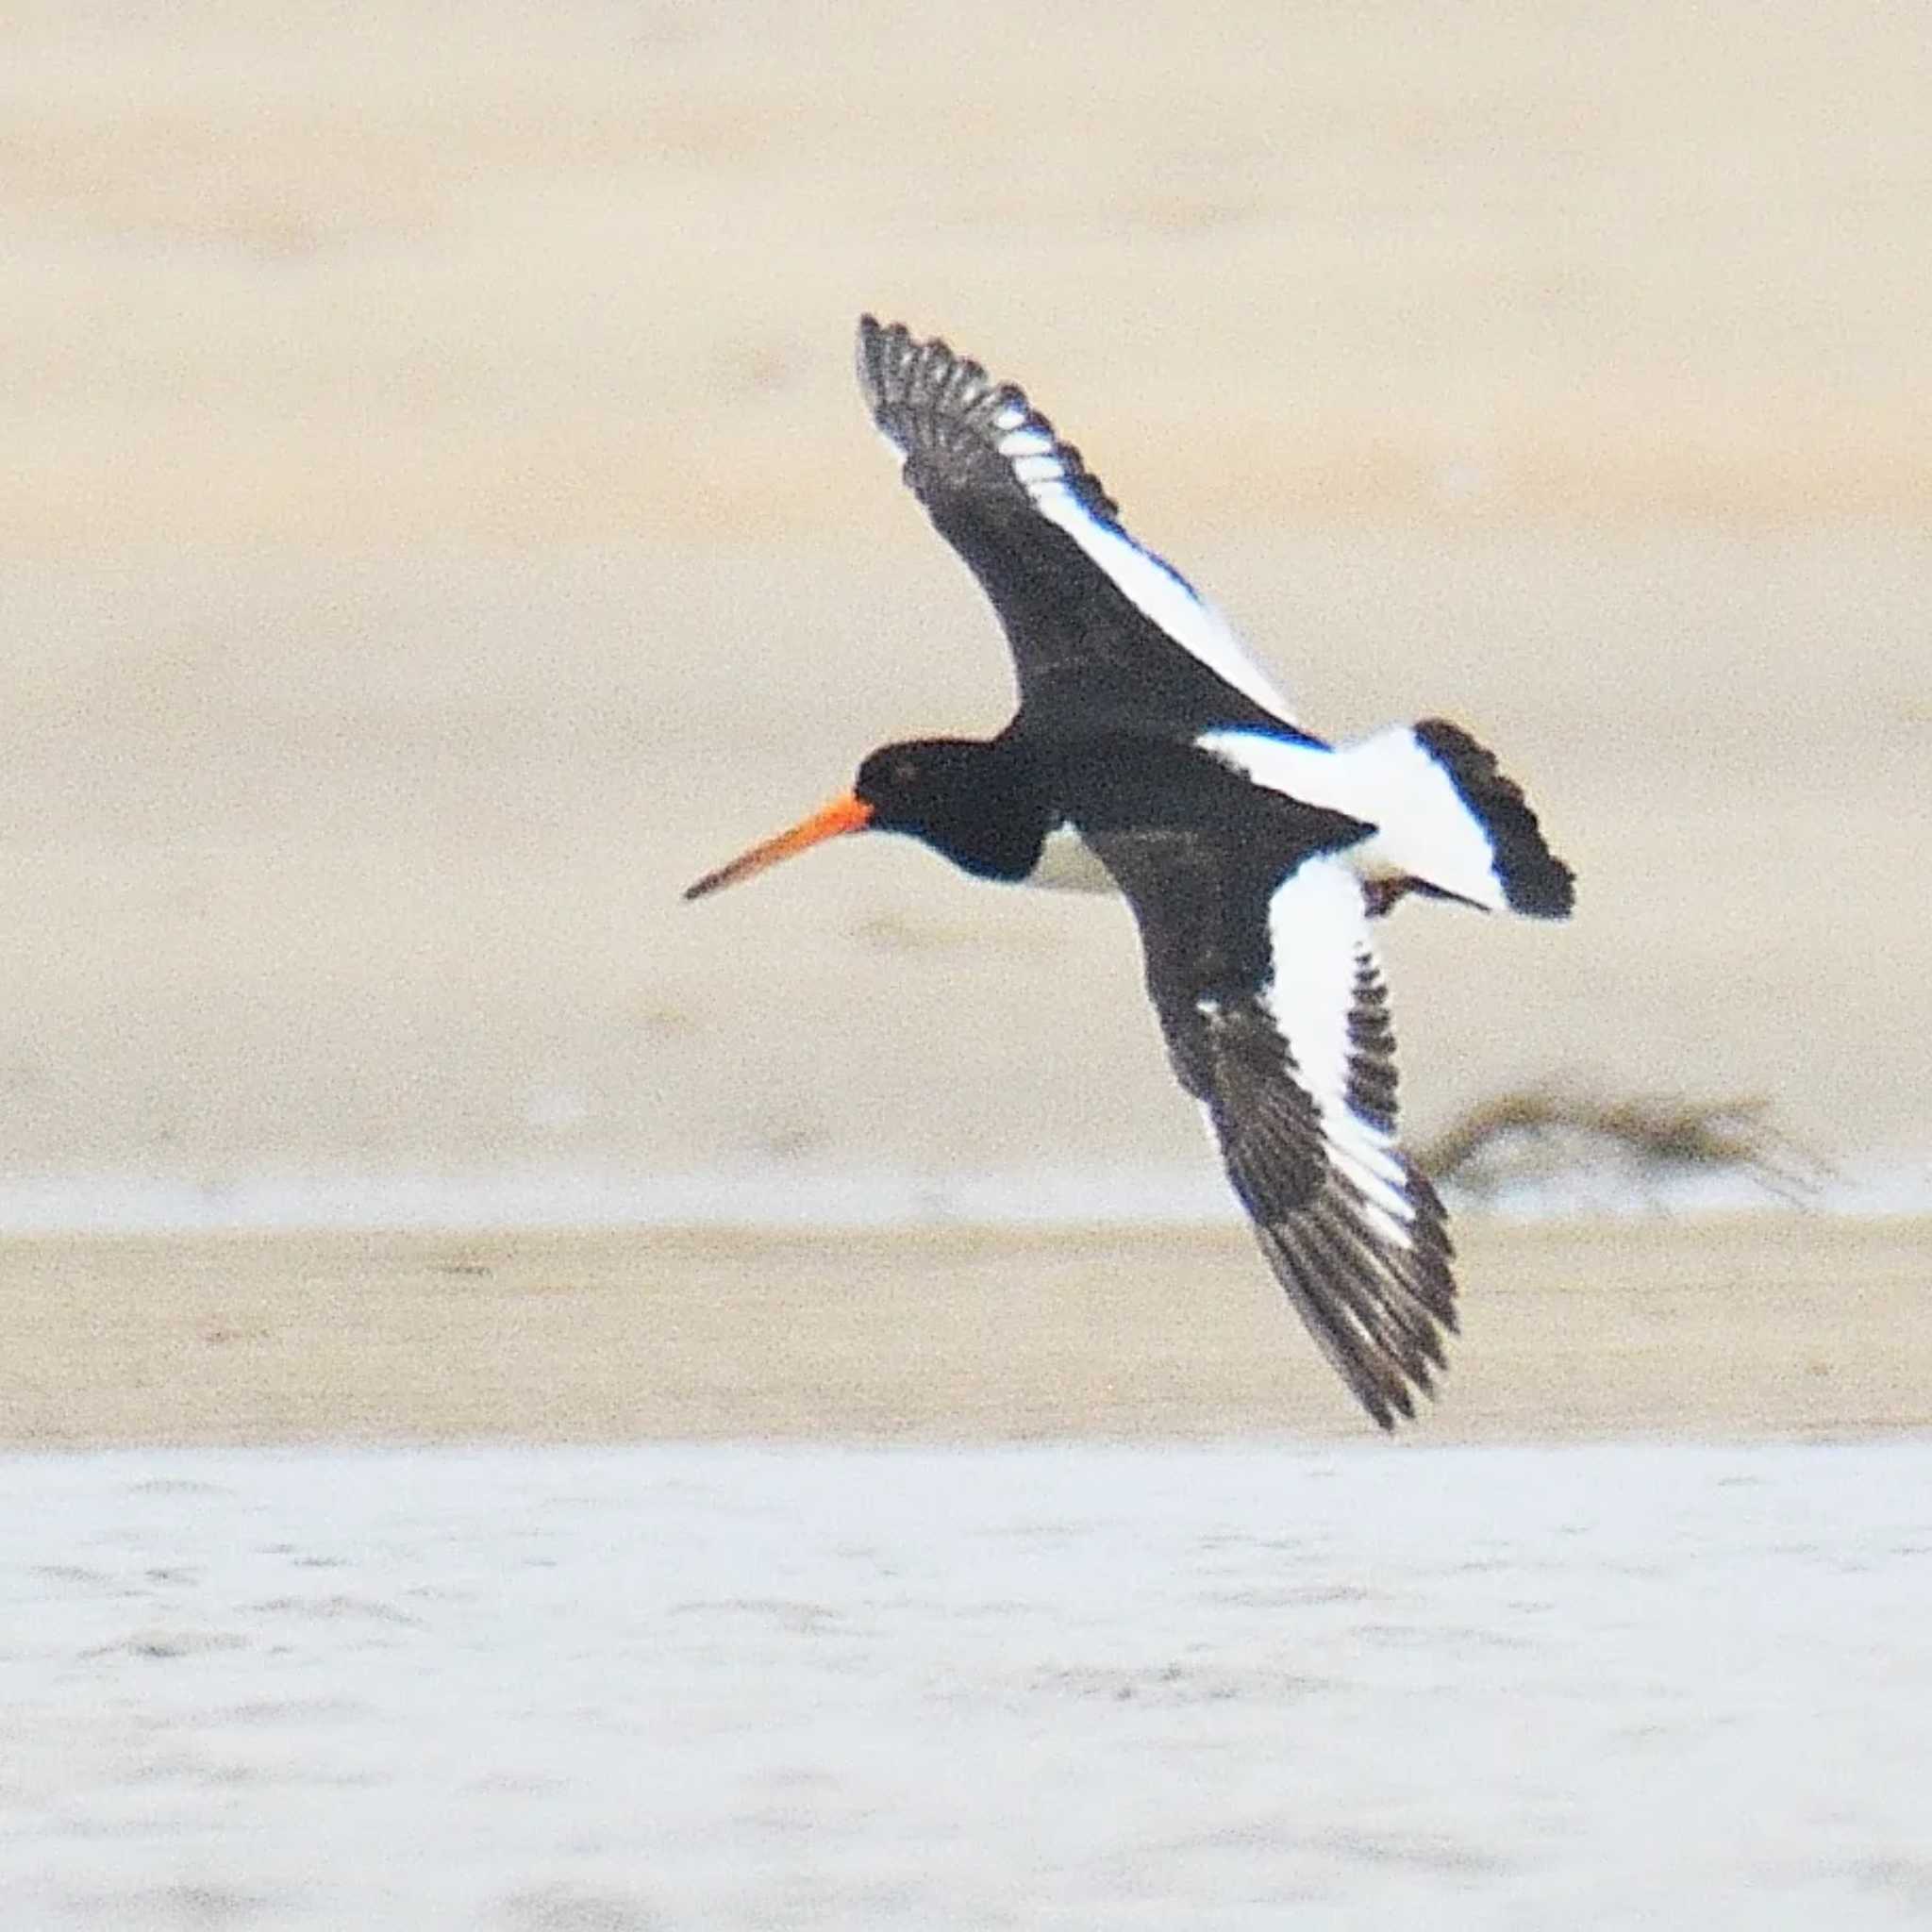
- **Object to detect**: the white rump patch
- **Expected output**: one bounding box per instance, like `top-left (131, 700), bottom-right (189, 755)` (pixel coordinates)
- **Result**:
top-left (991, 406), bottom-right (1301, 726)
top-left (1201, 725), bottom-right (1507, 912)
top-left (1258, 859), bottom-right (1415, 1246)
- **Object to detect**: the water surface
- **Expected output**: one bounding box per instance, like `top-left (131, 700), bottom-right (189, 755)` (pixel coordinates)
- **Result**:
top-left (3, 1441), bottom-right (1927, 1928)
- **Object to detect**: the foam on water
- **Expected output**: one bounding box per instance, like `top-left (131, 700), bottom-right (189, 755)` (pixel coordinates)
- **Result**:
top-left (3, 1441), bottom-right (1929, 1929)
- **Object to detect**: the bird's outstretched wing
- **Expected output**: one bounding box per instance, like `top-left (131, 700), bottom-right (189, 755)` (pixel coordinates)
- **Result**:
top-left (1093, 836), bottom-right (1457, 1428)
top-left (855, 316), bottom-right (1310, 740)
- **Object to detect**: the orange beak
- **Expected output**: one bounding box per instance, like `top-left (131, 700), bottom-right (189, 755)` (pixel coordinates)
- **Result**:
top-left (683, 790), bottom-right (874, 901)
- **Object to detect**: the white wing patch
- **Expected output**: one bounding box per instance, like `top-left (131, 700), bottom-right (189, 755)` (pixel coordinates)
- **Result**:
top-left (1257, 859), bottom-right (1416, 1248)
top-left (991, 404), bottom-right (1302, 727)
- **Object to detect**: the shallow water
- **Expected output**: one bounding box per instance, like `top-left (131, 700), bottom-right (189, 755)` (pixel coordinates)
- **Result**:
top-left (0, 1151), bottom-right (1926, 1237)
top-left (4, 1442), bottom-right (1929, 1929)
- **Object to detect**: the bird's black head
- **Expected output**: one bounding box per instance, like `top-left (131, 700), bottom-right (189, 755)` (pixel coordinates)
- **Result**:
top-left (853, 737), bottom-right (1050, 881)
top-left (684, 734), bottom-right (1051, 901)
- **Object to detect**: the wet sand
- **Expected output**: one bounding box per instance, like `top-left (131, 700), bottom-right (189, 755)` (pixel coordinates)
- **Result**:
top-left (8, 1215), bottom-right (1928, 1448)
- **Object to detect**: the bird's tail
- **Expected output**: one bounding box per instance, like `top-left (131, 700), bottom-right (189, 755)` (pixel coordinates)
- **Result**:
top-left (1339, 720), bottom-right (1574, 918)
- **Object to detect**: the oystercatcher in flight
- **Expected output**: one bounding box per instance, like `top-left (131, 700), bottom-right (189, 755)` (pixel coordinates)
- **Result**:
top-left (687, 317), bottom-right (1574, 1429)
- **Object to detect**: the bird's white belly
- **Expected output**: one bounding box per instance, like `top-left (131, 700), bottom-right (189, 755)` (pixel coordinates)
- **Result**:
top-left (1028, 822), bottom-right (1119, 893)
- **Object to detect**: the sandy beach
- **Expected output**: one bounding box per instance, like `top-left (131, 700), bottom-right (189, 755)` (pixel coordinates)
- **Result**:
top-left (3, 0), bottom-right (1928, 1212)
top-left (6, 1215), bottom-right (1928, 1448)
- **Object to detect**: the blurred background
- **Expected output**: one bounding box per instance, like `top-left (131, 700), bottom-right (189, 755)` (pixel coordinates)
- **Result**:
top-left (3, 0), bottom-right (1927, 1226)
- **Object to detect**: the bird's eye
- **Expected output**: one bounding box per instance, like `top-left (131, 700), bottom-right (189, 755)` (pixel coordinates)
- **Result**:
top-left (890, 756), bottom-right (919, 787)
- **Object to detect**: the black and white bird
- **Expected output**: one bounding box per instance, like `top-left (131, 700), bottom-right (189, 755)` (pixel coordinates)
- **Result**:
top-left (687, 317), bottom-right (1574, 1429)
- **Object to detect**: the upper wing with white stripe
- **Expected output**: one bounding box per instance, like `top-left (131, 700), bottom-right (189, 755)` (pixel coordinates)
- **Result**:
top-left (1095, 840), bottom-right (1457, 1428)
top-left (856, 316), bottom-right (1306, 736)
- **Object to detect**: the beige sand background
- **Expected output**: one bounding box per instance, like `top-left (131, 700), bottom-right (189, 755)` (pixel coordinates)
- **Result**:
top-left (6, 1216), bottom-right (1930, 1447)
top-left (3, 3), bottom-right (1929, 1445)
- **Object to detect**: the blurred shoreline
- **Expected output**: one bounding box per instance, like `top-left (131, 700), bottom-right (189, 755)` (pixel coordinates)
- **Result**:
top-left (0, 1151), bottom-right (1928, 1238)
top-left (7, 1), bottom-right (1929, 1458)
